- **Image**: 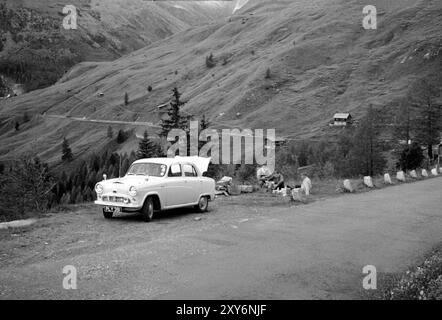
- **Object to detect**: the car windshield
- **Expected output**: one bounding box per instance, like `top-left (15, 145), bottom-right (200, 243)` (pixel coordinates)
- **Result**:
top-left (126, 163), bottom-right (167, 177)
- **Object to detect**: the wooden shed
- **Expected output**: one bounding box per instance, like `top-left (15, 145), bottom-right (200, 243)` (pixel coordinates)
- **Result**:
top-left (332, 113), bottom-right (352, 126)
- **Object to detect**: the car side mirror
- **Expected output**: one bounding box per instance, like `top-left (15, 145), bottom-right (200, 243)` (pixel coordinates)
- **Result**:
top-left (103, 173), bottom-right (107, 180)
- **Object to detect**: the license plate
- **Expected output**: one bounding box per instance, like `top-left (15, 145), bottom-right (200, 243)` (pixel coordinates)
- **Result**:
top-left (104, 206), bottom-right (121, 213)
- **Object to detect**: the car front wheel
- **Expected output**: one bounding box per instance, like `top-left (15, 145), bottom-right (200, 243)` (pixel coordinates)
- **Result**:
top-left (196, 196), bottom-right (209, 213)
top-left (141, 197), bottom-right (154, 222)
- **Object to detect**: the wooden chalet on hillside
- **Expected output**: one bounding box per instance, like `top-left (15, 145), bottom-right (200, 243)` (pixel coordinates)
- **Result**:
top-left (332, 113), bottom-right (352, 126)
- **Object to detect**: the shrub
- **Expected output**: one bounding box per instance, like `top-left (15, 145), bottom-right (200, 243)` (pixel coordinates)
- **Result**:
top-left (0, 157), bottom-right (54, 221)
top-left (265, 68), bottom-right (271, 79)
top-left (399, 143), bottom-right (424, 171)
top-left (320, 161), bottom-right (335, 178)
top-left (235, 164), bottom-right (257, 184)
top-left (116, 129), bottom-right (129, 144)
top-left (23, 111), bottom-right (30, 123)
top-left (385, 248), bottom-right (442, 300)
top-left (205, 53), bottom-right (216, 68)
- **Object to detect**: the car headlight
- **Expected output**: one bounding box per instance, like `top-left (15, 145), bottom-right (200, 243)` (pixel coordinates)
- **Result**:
top-left (129, 186), bottom-right (137, 197)
top-left (95, 183), bottom-right (103, 194)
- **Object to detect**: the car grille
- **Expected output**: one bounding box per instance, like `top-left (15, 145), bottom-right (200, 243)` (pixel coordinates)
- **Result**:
top-left (102, 196), bottom-right (125, 203)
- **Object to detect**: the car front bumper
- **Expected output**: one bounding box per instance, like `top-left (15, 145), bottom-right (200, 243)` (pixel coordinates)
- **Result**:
top-left (94, 193), bottom-right (142, 211)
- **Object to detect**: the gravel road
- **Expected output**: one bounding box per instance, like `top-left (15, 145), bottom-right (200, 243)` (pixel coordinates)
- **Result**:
top-left (0, 178), bottom-right (441, 299)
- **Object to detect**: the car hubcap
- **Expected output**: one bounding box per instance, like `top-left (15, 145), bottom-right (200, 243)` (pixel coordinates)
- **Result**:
top-left (199, 197), bottom-right (207, 209)
top-left (148, 202), bottom-right (153, 217)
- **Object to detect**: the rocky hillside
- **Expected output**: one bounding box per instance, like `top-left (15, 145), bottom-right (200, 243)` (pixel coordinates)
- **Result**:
top-left (0, 0), bottom-right (235, 92)
top-left (0, 0), bottom-right (441, 164)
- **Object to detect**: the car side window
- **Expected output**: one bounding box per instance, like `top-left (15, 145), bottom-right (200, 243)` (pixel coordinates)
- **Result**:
top-left (183, 164), bottom-right (197, 177)
top-left (168, 164), bottom-right (182, 177)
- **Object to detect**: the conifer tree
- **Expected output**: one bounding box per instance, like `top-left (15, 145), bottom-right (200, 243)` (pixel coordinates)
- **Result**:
top-left (117, 129), bottom-right (127, 144)
top-left (349, 105), bottom-right (386, 176)
top-left (411, 78), bottom-right (441, 160)
top-left (107, 126), bottom-right (113, 138)
top-left (160, 87), bottom-right (190, 137)
top-left (198, 114), bottom-right (211, 153)
top-left (137, 130), bottom-right (162, 159)
top-left (265, 67), bottom-right (271, 79)
top-left (200, 114), bottom-right (210, 131)
top-left (61, 137), bottom-right (73, 162)
top-left (393, 97), bottom-right (413, 145)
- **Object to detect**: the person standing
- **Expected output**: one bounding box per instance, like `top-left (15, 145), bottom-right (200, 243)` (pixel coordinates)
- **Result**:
top-left (300, 173), bottom-right (312, 196)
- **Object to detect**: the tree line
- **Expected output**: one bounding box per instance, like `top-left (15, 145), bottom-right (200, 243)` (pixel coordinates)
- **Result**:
top-left (276, 77), bottom-right (441, 180)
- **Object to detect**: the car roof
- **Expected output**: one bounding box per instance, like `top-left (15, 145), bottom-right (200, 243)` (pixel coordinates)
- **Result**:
top-left (133, 158), bottom-right (178, 165)
top-left (133, 157), bottom-right (198, 166)
top-left (133, 157), bottom-right (212, 175)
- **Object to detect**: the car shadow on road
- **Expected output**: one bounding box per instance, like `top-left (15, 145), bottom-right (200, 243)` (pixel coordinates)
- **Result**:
top-left (111, 207), bottom-right (203, 224)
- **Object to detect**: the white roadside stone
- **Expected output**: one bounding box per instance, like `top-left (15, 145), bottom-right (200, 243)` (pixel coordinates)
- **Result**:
top-left (384, 173), bottom-right (392, 184)
top-left (422, 169), bottom-right (428, 177)
top-left (343, 179), bottom-right (354, 193)
top-left (431, 168), bottom-right (438, 176)
top-left (363, 176), bottom-right (374, 188)
top-left (410, 170), bottom-right (418, 178)
top-left (396, 171), bottom-right (406, 182)
top-left (291, 188), bottom-right (306, 202)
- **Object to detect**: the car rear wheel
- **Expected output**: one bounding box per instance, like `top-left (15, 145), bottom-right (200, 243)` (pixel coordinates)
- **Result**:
top-left (103, 209), bottom-right (113, 219)
top-left (195, 196), bottom-right (209, 213)
top-left (141, 197), bottom-right (154, 222)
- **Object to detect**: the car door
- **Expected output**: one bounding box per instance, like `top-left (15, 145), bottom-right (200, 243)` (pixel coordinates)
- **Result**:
top-left (182, 163), bottom-right (201, 204)
top-left (164, 163), bottom-right (186, 207)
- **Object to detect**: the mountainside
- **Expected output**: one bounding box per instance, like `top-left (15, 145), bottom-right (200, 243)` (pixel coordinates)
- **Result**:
top-left (0, 0), bottom-right (441, 164)
top-left (0, 0), bottom-right (235, 92)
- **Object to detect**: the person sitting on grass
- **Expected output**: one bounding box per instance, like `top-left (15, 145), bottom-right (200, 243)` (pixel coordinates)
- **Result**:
top-left (257, 166), bottom-right (272, 188)
top-left (258, 174), bottom-right (269, 188)
top-left (268, 170), bottom-right (285, 191)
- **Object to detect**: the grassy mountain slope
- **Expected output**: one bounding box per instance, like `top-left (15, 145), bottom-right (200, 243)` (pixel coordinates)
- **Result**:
top-left (0, 0), bottom-right (441, 165)
top-left (0, 0), bottom-right (234, 92)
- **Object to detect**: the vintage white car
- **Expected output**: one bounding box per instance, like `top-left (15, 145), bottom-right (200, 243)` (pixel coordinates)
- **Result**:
top-left (94, 157), bottom-right (215, 222)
